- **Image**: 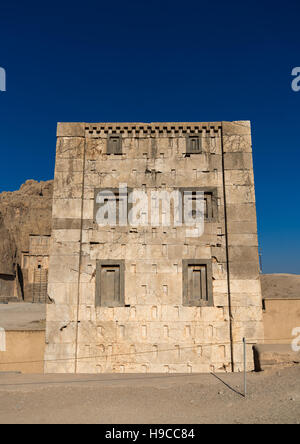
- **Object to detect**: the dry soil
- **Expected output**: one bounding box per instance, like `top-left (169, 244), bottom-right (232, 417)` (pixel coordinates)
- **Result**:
top-left (0, 366), bottom-right (299, 424)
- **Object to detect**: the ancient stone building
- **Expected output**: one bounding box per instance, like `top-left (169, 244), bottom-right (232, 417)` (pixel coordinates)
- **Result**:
top-left (21, 235), bottom-right (50, 302)
top-left (45, 121), bottom-right (264, 373)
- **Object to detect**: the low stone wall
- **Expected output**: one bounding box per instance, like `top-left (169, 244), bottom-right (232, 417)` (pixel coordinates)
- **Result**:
top-left (253, 344), bottom-right (300, 371)
top-left (263, 299), bottom-right (300, 344)
top-left (0, 330), bottom-right (45, 374)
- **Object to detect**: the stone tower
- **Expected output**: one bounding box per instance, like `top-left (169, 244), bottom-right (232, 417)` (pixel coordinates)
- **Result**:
top-left (45, 121), bottom-right (264, 373)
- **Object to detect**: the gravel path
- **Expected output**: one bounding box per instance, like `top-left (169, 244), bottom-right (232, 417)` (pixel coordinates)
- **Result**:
top-left (0, 366), bottom-right (299, 424)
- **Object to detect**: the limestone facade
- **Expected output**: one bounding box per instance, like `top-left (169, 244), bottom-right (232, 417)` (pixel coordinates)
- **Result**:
top-left (45, 121), bottom-right (264, 373)
top-left (21, 235), bottom-right (50, 302)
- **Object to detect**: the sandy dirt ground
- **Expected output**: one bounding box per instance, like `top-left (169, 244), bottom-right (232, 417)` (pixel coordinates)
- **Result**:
top-left (0, 303), bottom-right (45, 330)
top-left (261, 274), bottom-right (300, 299)
top-left (0, 366), bottom-right (299, 424)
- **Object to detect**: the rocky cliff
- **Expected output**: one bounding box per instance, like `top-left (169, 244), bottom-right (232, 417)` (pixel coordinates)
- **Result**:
top-left (0, 212), bottom-right (15, 275)
top-left (0, 180), bottom-right (53, 277)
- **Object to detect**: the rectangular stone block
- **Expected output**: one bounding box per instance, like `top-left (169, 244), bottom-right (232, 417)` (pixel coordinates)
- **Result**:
top-left (52, 198), bottom-right (83, 219)
top-left (226, 203), bottom-right (257, 222)
top-left (57, 122), bottom-right (85, 137)
top-left (227, 233), bottom-right (258, 247)
top-left (53, 171), bottom-right (83, 199)
top-left (224, 153), bottom-right (253, 170)
top-left (52, 229), bottom-right (81, 242)
top-left (55, 158), bottom-right (84, 174)
top-left (228, 261), bottom-right (260, 279)
top-left (224, 170), bottom-right (254, 186)
top-left (225, 185), bottom-right (256, 204)
top-left (229, 279), bottom-right (261, 294)
top-left (56, 137), bottom-right (85, 159)
top-left (222, 121), bottom-right (251, 137)
top-left (48, 255), bottom-right (80, 284)
top-left (46, 320), bottom-right (77, 344)
top-left (47, 282), bottom-right (79, 305)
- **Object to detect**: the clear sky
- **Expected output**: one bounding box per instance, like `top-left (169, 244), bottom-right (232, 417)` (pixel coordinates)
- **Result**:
top-left (0, 0), bottom-right (299, 274)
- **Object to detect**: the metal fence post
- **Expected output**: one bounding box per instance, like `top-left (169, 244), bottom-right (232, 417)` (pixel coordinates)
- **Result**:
top-left (243, 337), bottom-right (247, 398)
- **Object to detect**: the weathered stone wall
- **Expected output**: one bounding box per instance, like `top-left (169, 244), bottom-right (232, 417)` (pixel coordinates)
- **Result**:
top-left (21, 235), bottom-right (50, 302)
top-left (0, 213), bottom-right (15, 276)
top-left (0, 180), bottom-right (53, 260)
top-left (45, 121), bottom-right (263, 374)
top-left (222, 122), bottom-right (264, 369)
top-left (263, 299), bottom-right (300, 345)
top-left (0, 180), bottom-right (53, 300)
top-left (0, 213), bottom-right (16, 300)
top-left (261, 274), bottom-right (300, 345)
top-left (0, 275), bottom-right (15, 300)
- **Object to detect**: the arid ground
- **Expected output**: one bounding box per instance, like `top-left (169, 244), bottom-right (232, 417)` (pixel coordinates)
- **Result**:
top-left (0, 275), bottom-right (299, 424)
top-left (0, 366), bottom-right (299, 424)
top-left (261, 274), bottom-right (300, 299)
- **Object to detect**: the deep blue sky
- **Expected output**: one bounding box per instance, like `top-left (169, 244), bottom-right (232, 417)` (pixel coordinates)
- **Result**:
top-left (0, 0), bottom-right (299, 274)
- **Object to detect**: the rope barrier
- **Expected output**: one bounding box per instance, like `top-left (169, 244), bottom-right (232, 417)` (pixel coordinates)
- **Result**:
top-left (0, 337), bottom-right (298, 366)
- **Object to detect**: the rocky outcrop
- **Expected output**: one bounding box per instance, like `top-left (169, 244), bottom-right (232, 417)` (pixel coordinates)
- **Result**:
top-left (261, 274), bottom-right (300, 300)
top-left (0, 213), bottom-right (15, 275)
top-left (0, 180), bottom-right (53, 276)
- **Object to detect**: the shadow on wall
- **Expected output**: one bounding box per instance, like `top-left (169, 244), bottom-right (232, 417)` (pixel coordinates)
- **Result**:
top-left (17, 265), bottom-right (24, 301)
